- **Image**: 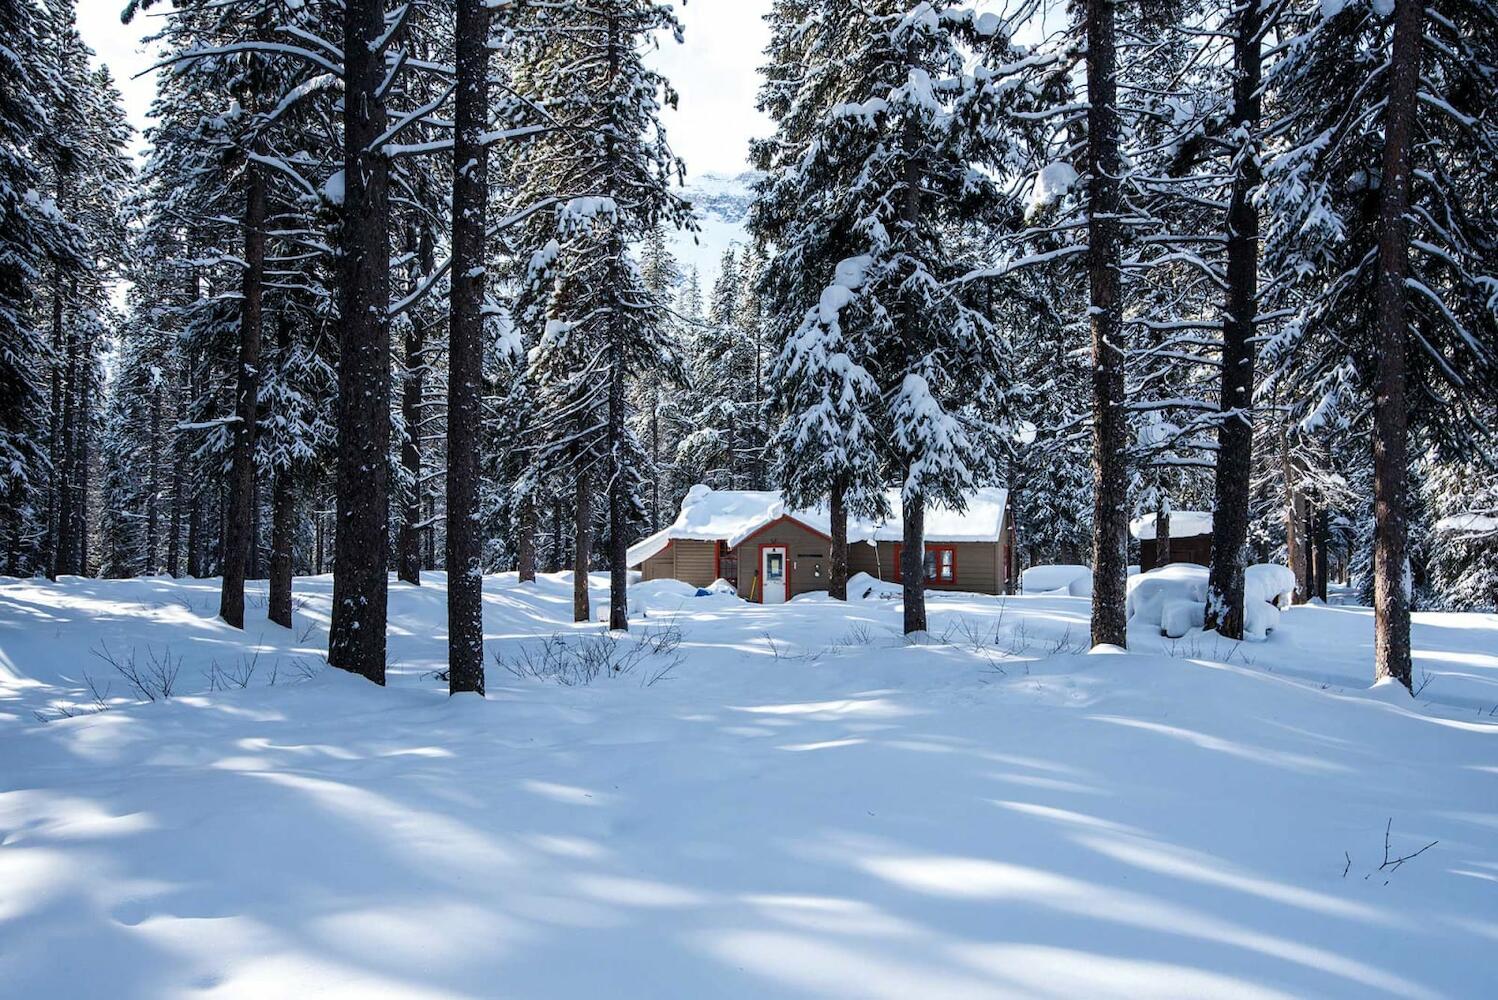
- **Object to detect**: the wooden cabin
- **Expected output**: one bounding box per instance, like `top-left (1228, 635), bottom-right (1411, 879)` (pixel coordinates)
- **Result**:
top-left (629, 486), bottom-right (1017, 602)
top-left (1131, 510), bottom-right (1213, 571)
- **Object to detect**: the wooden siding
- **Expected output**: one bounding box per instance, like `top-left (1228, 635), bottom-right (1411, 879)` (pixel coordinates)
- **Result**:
top-left (641, 508), bottom-right (1017, 597)
top-left (1140, 533), bottom-right (1211, 571)
top-left (639, 539), bottom-right (717, 587)
top-left (731, 518), bottom-right (834, 601)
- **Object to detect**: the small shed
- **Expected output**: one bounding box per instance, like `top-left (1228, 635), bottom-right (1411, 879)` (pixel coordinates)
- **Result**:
top-left (628, 486), bottom-right (1016, 602)
top-left (1131, 510), bottom-right (1213, 571)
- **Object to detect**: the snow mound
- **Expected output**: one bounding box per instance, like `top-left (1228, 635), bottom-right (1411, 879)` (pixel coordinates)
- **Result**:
top-left (1022, 564), bottom-right (1090, 594)
top-left (1130, 563), bottom-right (1292, 637)
top-left (1245, 563), bottom-right (1296, 608)
top-left (1126, 563), bottom-right (1209, 625)
top-left (848, 571), bottom-right (900, 601)
top-left (1067, 574), bottom-right (1094, 598)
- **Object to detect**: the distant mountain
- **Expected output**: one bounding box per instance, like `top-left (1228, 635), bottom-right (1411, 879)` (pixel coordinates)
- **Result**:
top-left (667, 171), bottom-right (762, 292)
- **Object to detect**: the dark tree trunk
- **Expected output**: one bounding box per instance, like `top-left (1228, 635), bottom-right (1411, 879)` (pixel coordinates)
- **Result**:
top-left (55, 290), bottom-right (78, 577)
top-left (269, 313), bottom-right (295, 628)
top-left (1154, 503), bottom-right (1171, 568)
top-left (551, 498), bottom-right (563, 573)
top-left (145, 381), bottom-right (161, 573)
top-left (219, 157), bottom-right (266, 629)
top-left (1280, 427), bottom-right (1310, 604)
top-left (328, 0), bottom-right (392, 684)
top-left (166, 365), bottom-right (185, 577)
top-left (649, 389), bottom-right (661, 532)
top-left (270, 469), bottom-right (294, 627)
top-left (829, 478), bottom-right (848, 601)
top-left (573, 469), bottom-right (592, 623)
top-left (1371, 0), bottom-right (1421, 691)
top-left (608, 328), bottom-right (629, 632)
top-left (1205, 2), bottom-right (1262, 639)
top-left (313, 506), bottom-right (324, 575)
top-left (443, 0), bottom-right (491, 691)
top-left (1313, 505), bottom-right (1329, 601)
top-left (446, 0), bottom-right (490, 695)
top-left (187, 479), bottom-right (202, 578)
top-left (901, 490), bottom-right (926, 635)
top-left (397, 222), bottom-right (429, 586)
top-left (517, 497), bottom-right (537, 582)
top-left (1086, 0), bottom-right (1128, 648)
top-left (75, 343), bottom-right (90, 576)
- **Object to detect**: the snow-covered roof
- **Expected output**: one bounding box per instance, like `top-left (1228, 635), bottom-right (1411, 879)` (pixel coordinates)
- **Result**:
top-left (1130, 510), bottom-right (1213, 541)
top-left (627, 485), bottom-right (1010, 566)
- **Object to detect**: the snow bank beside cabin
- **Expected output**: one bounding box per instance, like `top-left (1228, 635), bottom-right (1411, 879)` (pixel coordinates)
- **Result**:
top-left (1022, 564), bottom-right (1090, 594)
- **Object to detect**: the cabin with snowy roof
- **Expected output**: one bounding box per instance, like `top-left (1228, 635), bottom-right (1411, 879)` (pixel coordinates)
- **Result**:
top-left (628, 486), bottom-right (1016, 603)
top-left (1131, 510), bottom-right (1214, 571)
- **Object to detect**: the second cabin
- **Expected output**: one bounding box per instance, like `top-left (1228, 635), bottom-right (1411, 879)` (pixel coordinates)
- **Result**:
top-left (628, 485), bottom-right (1017, 602)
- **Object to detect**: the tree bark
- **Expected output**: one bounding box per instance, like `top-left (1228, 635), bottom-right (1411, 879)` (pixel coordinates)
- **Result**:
top-left (145, 380), bottom-right (161, 573)
top-left (75, 336), bottom-right (91, 577)
top-left (166, 365), bottom-right (185, 576)
top-left (445, 0), bottom-right (491, 695)
top-left (829, 477), bottom-right (848, 600)
top-left (328, 0), bottom-right (392, 684)
top-left (269, 313), bottom-right (295, 628)
top-left (397, 222), bottom-right (429, 586)
top-left (573, 470), bottom-right (593, 623)
top-left (1280, 427), bottom-right (1310, 604)
top-left (219, 156), bottom-right (266, 629)
top-left (551, 498), bottom-right (563, 573)
top-left (1203, 0), bottom-right (1261, 638)
top-left (1370, 0), bottom-right (1422, 691)
top-left (1154, 502), bottom-right (1171, 569)
top-left (901, 490), bottom-right (926, 635)
top-left (517, 496), bottom-right (537, 582)
top-left (1086, 0), bottom-right (1128, 648)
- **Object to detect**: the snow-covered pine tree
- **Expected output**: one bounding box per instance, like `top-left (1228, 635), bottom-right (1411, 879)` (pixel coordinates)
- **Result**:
top-left (503, 0), bottom-right (691, 630)
top-left (1260, 0), bottom-right (1498, 689)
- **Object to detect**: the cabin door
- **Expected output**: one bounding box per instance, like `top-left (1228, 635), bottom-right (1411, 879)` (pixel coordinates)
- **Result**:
top-left (760, 546), bottom-right (788, 604)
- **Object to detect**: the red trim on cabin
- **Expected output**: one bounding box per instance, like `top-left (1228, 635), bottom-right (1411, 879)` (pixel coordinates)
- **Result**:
top-left (892, 543), bottom-right (956, 583)
top-left (734, 513), bottom-right (834, 548)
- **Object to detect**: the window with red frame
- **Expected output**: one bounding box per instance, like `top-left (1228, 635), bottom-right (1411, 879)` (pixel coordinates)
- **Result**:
top-left (892, 545), bottom-right (956, 583)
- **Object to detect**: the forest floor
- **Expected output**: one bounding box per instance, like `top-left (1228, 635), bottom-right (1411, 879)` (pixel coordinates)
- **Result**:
top-left (1, 571), bottom-right (1496, 999)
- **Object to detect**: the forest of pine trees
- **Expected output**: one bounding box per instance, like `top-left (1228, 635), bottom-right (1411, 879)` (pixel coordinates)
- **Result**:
top-left (1, 0), bottom-right (1495, 694)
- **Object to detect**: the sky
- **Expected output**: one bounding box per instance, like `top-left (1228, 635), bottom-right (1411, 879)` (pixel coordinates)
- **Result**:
top-left (74, 0), bottom-right (773, 179)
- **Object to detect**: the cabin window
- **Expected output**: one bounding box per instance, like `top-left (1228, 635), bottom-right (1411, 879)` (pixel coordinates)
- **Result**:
top-left (894, 545), bottom-right (956, 583)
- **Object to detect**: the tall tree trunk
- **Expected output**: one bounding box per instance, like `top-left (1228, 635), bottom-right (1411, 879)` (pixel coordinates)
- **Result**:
top-left (397, 223), bottom-right (428, 586)
top-left (166, 366), bottom-right (185, 577)
top-left (55, 295), bottom-right (78, 577)
top-left (573, 470), bottom-right (592, 623)
top-left (1279, 427), bottom-right (1309, 603)
top-left (219, 157), bottom-right (266, 629)
top-left (1086, 0), bottom-right (1128, 648)
top-left (269, 313), bottom-right (295, 627)
top-left (145, 381), bottom-right (161, 573)
top-left (75, 341), bottom-right (90, 577)
top-left (649, 388), bottom-right (661, 532)
top-left (328, 0), bottom-right (392, 684)
top-left (517, 497), bottom-right (537, 582)
top-left (187, 476), bottom-right (202, 577)
top-left (1204, 3), bottom-right (1262, 639)
top-left (901, 489), bottom-right (926, 634)
top-left (270, 468), bottom-right (294, 627)
top-left (313, 506), bottom-right (324, 575)
top-left (1154, 501), bottom-right (1171, 569)
top-left (446, 0), bottom-right (490, 695)
top-left (829, 477), bottom-right (848, 601)
top-left (608, 315), bottom-right (629, 631)
top-left (1371, 0), bottom-right (1422, 691)
top-left (551, 498), bottom-right (563, 573)
top-left (1313, 505), bottom-right (1329, 601)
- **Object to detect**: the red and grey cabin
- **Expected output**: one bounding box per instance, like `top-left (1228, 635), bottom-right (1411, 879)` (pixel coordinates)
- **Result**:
top-left (627, 486), bottom-right (1017, 602)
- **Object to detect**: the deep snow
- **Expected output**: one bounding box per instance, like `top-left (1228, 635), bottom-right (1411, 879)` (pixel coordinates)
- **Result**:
top-left (2, 572), bottom-right (1496, 999)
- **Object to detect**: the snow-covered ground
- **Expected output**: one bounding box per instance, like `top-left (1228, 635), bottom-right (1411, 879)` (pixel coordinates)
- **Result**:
top-left (2, 572), bottom-right (1496, 998)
